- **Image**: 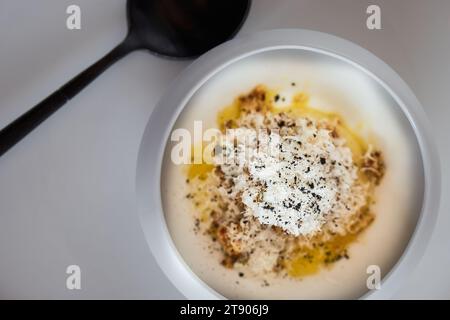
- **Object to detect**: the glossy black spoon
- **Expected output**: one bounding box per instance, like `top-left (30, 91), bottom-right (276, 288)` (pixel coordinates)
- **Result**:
top-left (0, 0), bottom-right (251, 157)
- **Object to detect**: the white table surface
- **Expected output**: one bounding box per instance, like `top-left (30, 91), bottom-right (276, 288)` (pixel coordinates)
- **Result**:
top-left (0, 0), bottom-right (449, 299)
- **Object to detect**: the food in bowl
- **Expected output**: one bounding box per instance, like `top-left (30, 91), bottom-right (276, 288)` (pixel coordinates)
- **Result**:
top-left (185, 85), bottom-right (385, 279)
top-left (161, 48), bottom-right (424, 299)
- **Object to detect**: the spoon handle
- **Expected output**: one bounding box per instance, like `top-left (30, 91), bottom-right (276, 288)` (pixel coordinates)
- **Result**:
top-left (0, 39), bottom-right (134, 157)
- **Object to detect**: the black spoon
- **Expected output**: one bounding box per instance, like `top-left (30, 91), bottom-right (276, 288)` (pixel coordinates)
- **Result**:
top-left (0, 0), bottom-right (251, 157)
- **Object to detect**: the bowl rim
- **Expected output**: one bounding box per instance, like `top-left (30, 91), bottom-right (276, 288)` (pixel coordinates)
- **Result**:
top-left (136, 29), bottom-right (441, 299)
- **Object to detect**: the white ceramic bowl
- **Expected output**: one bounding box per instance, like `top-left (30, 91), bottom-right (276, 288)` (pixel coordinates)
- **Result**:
top-left (136, 29), bottom-right (440, 299)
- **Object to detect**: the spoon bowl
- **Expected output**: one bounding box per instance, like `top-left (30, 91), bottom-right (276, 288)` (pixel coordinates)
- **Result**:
top-left (127, 0), bottom-right (251, 58)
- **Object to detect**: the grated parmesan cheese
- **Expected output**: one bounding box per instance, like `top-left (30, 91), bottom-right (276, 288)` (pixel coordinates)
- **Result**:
top-left (215, 117), bottom-right (358, 236)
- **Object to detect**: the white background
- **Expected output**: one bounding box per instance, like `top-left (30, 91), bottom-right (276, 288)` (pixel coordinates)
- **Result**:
top-left (0, 0), bottom-right (449, 299)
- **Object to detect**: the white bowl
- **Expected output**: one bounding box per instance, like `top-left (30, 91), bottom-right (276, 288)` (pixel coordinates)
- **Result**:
top-left (136, 29), bottom-right (440, 299)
